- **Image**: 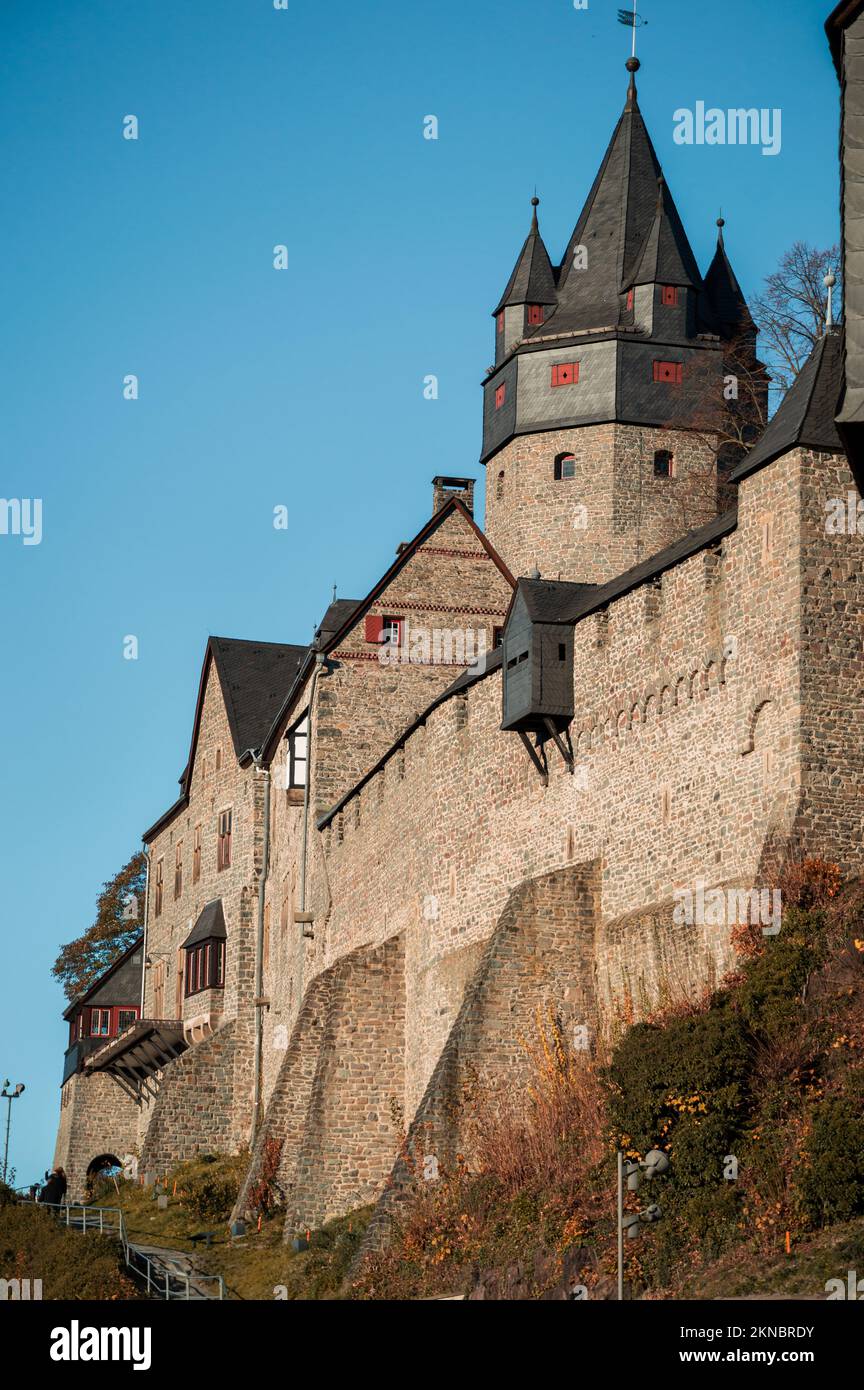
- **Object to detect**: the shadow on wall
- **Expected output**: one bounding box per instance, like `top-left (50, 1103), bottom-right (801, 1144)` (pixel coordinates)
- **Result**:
top-left (233, 935), bottom-right (406, 1237)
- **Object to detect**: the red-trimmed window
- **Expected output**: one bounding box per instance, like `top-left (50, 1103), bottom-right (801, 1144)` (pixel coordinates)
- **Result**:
top-left (554, 453), bottom-right (577, 480)
top-left (626, 289), bottom-right (634, 311)
top-left (551, 362), bottom-right (580, 387)
top-left (496, 312), bottom-right (504, 335)
top-left (90, 1009), bottom-right (111, 1037)
top-left (217, 809), bottom-right (232, 871)
top-left (117, 1008), bottom-right (138, 1034)
top-left (495, 384), bottom-right (506, 409)
top-left (661, 285), bottom-right (679, 307)
top-left (382, 615), bottom-right (403, 647)
top-left (527, 304), bottom-right (544, 325)
top-left (653, 360), bottom-right (683, 385)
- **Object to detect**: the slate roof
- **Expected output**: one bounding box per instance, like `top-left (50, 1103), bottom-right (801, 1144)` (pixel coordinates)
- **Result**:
top-left (543, 67), bottom-right (704, 336)
top-left (494, 202), bottom-right (558, 314)
top-left (728, 331), bottom-right (845, 482)
top-left (211, 638), bottom-right (307, 757)
top-left (511, 579), bottom-right (598, 624)
top-left (314, 599), bottom-right (362, 650)
top-left (142, 637), bottom-right (307, 842)
top-left (62, 938), bottom-right (143, 1020)
top-left (703, 224), bottom-right (755, 337)
top-left (181, 899), bottom-right (227, 949)
top-left (625, 178), bottom-right (702, 291)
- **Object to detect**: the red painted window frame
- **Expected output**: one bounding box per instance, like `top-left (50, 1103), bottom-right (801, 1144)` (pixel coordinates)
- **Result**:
top-left (626, 289), bottom-right (634, 311)
top-left (495, 383), bottom-right (506, 409)
top-left (90, 1008), bottom-right (111, 1038)
top-left (496, 312), bottom-right (504, 335)
top-left (527, 304), bottom-right (544, 325)
top-left (653, 360), bottom-right (683, 386)
top-left (661, 285), bottom-right (679, 307)
top-left (551, 362), bottom-right (580, 387)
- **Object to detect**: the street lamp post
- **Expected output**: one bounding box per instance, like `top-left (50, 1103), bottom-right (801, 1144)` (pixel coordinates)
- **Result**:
top-left (1, 1080), bottom-right (26, 1184)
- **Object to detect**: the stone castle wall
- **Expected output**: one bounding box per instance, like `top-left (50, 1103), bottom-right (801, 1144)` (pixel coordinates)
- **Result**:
top-left (484, 423), bottom-right (722, 584)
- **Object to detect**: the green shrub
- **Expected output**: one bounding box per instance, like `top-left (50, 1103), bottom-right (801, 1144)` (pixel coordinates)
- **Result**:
top-left (796, 1098), bottom-right (864, 1227)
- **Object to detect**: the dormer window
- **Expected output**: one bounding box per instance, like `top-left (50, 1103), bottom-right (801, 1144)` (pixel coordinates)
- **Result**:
top-left (185, 940), bottom-right (225, 997)
top-left (181, 900), bottom-right (227, 999)
top-left (551, 362), bottom-right (580, 387)
top-left (653, 360), bottom-right (683, 385)
top-left (527, 305), bottom-right (544, 325)
top-left (661, 285), bottom-right (679, 307)
top-left (495, 384), bottom-right (506, 409)
top-left (554, 453), bottom-right (577, 480)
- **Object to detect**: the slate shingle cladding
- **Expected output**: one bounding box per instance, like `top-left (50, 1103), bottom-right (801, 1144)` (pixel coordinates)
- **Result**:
top-left (481, 63), bottom-right (755, 464)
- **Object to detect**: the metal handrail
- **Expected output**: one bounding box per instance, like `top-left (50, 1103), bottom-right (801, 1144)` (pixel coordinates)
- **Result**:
top-left (20, 1200), bottom-right (225, 1301)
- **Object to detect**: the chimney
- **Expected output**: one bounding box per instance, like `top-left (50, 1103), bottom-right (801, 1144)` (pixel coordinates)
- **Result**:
top-left (432, 475), bottom-right (475, 516)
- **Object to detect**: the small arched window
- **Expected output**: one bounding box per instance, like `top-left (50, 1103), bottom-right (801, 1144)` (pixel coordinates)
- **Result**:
top-left (496, 470), bottom-right (505, 500)
top-left (554, 453), bottom-right (576, 481)
top-left (653, 449), bottom-right (674, 478)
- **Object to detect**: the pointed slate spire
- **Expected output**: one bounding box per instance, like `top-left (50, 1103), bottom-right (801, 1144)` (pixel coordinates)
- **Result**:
top-left (494, 196), bottom-right (557, 315)
top-left (728, 330), bottom-right (845, 483)
top-left (625, 172), bottom-right (702, 290)
top-left (704, 217), bottom-right (755, 337)
top-left (554, 58), bottom-right (702, 331)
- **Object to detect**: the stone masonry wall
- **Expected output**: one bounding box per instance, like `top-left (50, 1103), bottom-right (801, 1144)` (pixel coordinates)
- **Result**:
top-left (138, 1016), bottom-right (252, 1174)
top-left (260, 504), bottom-right (512, 1111)
top-left (53, 1070), bottom-right (140, 1202)
top-left (484, 423), bottom-right (721, 584)
top-left (144, 656), bottom-right (264, 1032)
top-left (234, 935), bottom-right (405, 1236)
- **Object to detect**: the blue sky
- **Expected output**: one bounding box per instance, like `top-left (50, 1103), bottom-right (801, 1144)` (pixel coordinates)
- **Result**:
top-left (0, 0), bottom-right (840, 1184)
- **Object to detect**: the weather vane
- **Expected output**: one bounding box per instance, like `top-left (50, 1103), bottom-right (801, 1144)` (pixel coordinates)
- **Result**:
top-left (618, 3), bottom-right (648, 60)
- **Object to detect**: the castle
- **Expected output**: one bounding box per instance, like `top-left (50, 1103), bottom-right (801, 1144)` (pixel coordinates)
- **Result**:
top-left (54, 10), bottom-right (864, 1255)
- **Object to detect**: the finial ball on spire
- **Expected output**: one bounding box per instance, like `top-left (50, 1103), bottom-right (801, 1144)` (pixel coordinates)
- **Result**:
top-left (626, 57), bottom-right (641, 73)
top-left (824, 270), bottom-right (836, 289)
top-left (717, 216), bottom-right (725, 228)
top-left (531, 196), bottom-right (539, 207)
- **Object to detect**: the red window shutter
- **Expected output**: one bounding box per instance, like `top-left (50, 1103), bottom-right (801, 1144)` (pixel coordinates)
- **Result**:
top-left (661, 285), bottom-right (679, 307)
top-left (495, 384), bottom-right (506, 409)
top-left (626, 289), bottom-right (634, 311)
top-left (496, 312), bottom-right (504, 334)
top-left (551, 362), bottom-right (579, 387)
top-left (653, 360), bottom-right (683, 385)
top-left (365, 615), bottom-right (384, 643)
top-left (527, 304), bottom-right (544, 325)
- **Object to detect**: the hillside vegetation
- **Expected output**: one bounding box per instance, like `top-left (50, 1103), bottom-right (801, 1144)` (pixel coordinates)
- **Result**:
top-left (349, 861), bottom-right (864, 1299)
